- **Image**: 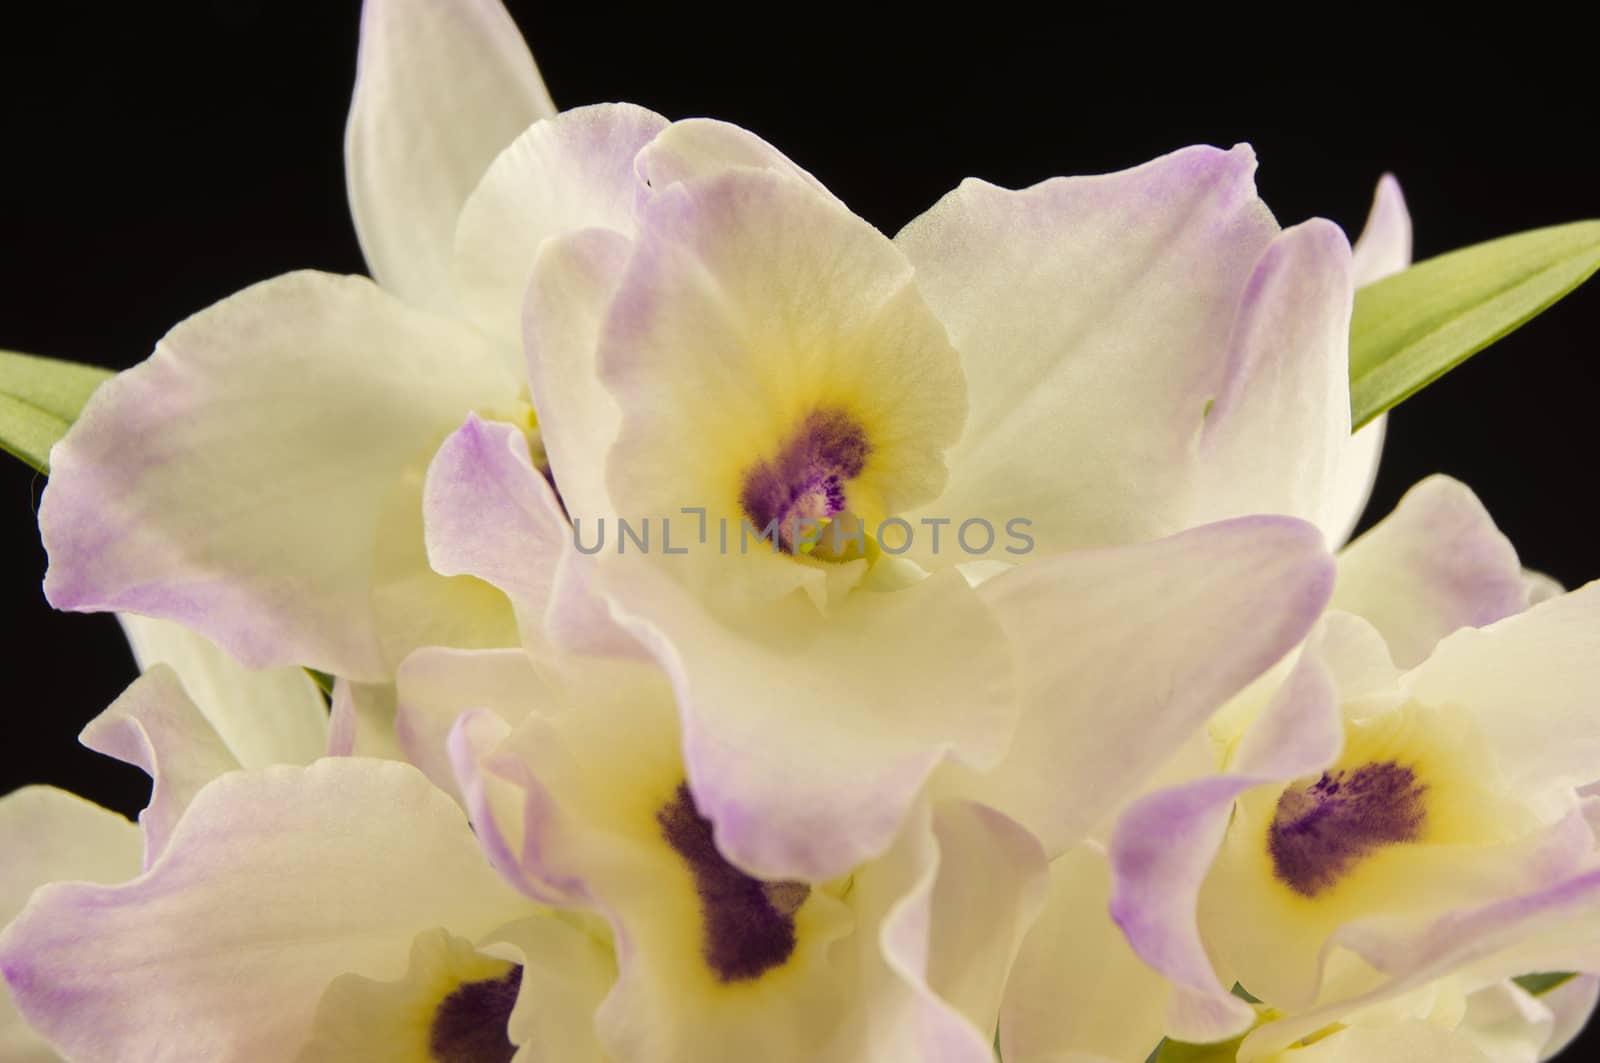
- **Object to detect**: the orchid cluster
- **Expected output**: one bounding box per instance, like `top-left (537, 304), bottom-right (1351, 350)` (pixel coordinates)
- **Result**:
top-left (3, 2), bottom-right (1600, 1062)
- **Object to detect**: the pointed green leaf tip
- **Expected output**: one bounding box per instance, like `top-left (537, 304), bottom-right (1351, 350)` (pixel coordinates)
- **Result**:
top-left (0, 349), bottom-right (113, 473)
top-left (1513, 971), bottom-right (1578, 996)
top-left (1350, 219), bottom-right (1600, 429)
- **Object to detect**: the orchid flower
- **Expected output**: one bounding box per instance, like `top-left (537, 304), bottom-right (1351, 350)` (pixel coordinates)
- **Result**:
top-left (392, 644), bottom-right (1051, 1063)
top-left (999, 837), bottom-right (1599, 1062)
top-left (1107, 477), bottom-right (1600, 1049)
top-left (421, 116), bottom-right (1372, 883)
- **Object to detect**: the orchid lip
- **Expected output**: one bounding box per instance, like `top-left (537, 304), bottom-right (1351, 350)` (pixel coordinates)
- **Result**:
top-left (1268, 760), bottom-right (1427, 897)
top-left (428, 965), bottom-right (522, 1063)
top-left (658, 782), bottom-right (811, 983)
top-left (738, 407), bottom-right (870, 553)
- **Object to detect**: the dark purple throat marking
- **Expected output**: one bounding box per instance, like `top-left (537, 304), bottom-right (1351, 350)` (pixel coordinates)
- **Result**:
top-left (1268, 761), bottom-right (1426, 898)
top-left (428, 965), bottom-right (522, 1063)
top-left (739, 408), bottom-right (870, 552)
top-left (658, 782), bottom-right (811, 983)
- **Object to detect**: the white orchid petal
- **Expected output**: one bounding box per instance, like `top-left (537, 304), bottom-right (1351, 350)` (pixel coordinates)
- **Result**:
top-left (454, 103), bottom-right (667, 346)
top-left (0, 788), bottom-right (141, 1063)
top-left (999, 844), bottom-right (1171, 1063)
top-left (1333, 476), bottom-right (1526, 668)
top-left (40, 272), bottom-right (519, 681)
top-left (1193, 219), bottom-right (1357, 541)
top-left (896, 144), bottom-right (1279, 553)
top-left (522, 226), bottom-right (634, 529)
top-left (347, 0), bottom-right (555, 311)
top-left (78, 666), bottom-right (239, 867)
top-left (1351, 174), bottom-right (1413, 288)
top-left (0, 760), bottom-right (529, 1062)
top-left (633, 118), bottom-right (832, 196)
top-left (1405, 580), bottom-right (1600, 796)
top-left (118, 614), bottom-right (327, 769)
top-left (947, 515), bottom-right (1336, 856)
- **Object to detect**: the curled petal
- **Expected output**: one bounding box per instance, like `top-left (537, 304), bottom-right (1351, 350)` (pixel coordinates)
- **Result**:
top-left (1194, 219), bottom-right (1357, 541)
top-left (1109, 647), bottom-right (1344, 1042)
top-left (1333, 476), bottom-right (1526, 668)
top-left (601, 559), bottom-right (1015, 882)
top-left (871, 801), bottom-right (1048, 1063)
top-left (118, 613), bottom-right (327, 769)
top-left (423, 414), bottom-right (569, 653)
top-left (79, 666), bottom-right (240, 867)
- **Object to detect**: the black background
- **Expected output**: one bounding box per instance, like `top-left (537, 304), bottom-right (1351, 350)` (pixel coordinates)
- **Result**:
top-left (1, 2), bottom-right (1597, 1049)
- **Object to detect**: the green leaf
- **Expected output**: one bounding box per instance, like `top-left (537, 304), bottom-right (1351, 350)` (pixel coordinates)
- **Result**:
top-left (304, 668), bottom-right (336, 699)
top-left (1513, 971), bottom-right (1578, 996)
top-left (1350, 220), bottom-right (1600, 429)
top-left (1148, 1034), bottom-right (1247, 1063)
top-left (0, 349), bottom-right (114, 473)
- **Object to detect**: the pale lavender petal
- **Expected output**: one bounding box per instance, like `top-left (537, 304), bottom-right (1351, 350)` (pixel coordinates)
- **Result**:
top-left (0, 760), bottom-right (529, 1062)
top-left (423, 414), bottom-right (569, 650)
top-left (1109, 649), bottom-right (1343, 1042)
top-left (447, 708), bottom-right (565, 903)
top-left (598, 561), bottom-right (1015, 882)
top-left (546, 546), bottom-right (644, 657)
top-left (0, 788), bottom-right (141, 1062)
top-left (395, 646), bottom-right (554, 797)
top-left (1333, 475), bottom-right (1526, 668)
top-left (78, 666), bottom-right (240, 868)
top-left (944, 515), bottom-right (1337, 856)
top-left (1193, 219), bottom-right (1357, 541)
top-left (896, 144), bottom-right (1279, 554)
top-left (347, 0), bottom-right (554, 312)
top-left (454, 103), bottom-right (667, 345)
top-left (0, 787), bottom-right (140, 925)
top-left (40, 271), bottom-right (519, 681)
